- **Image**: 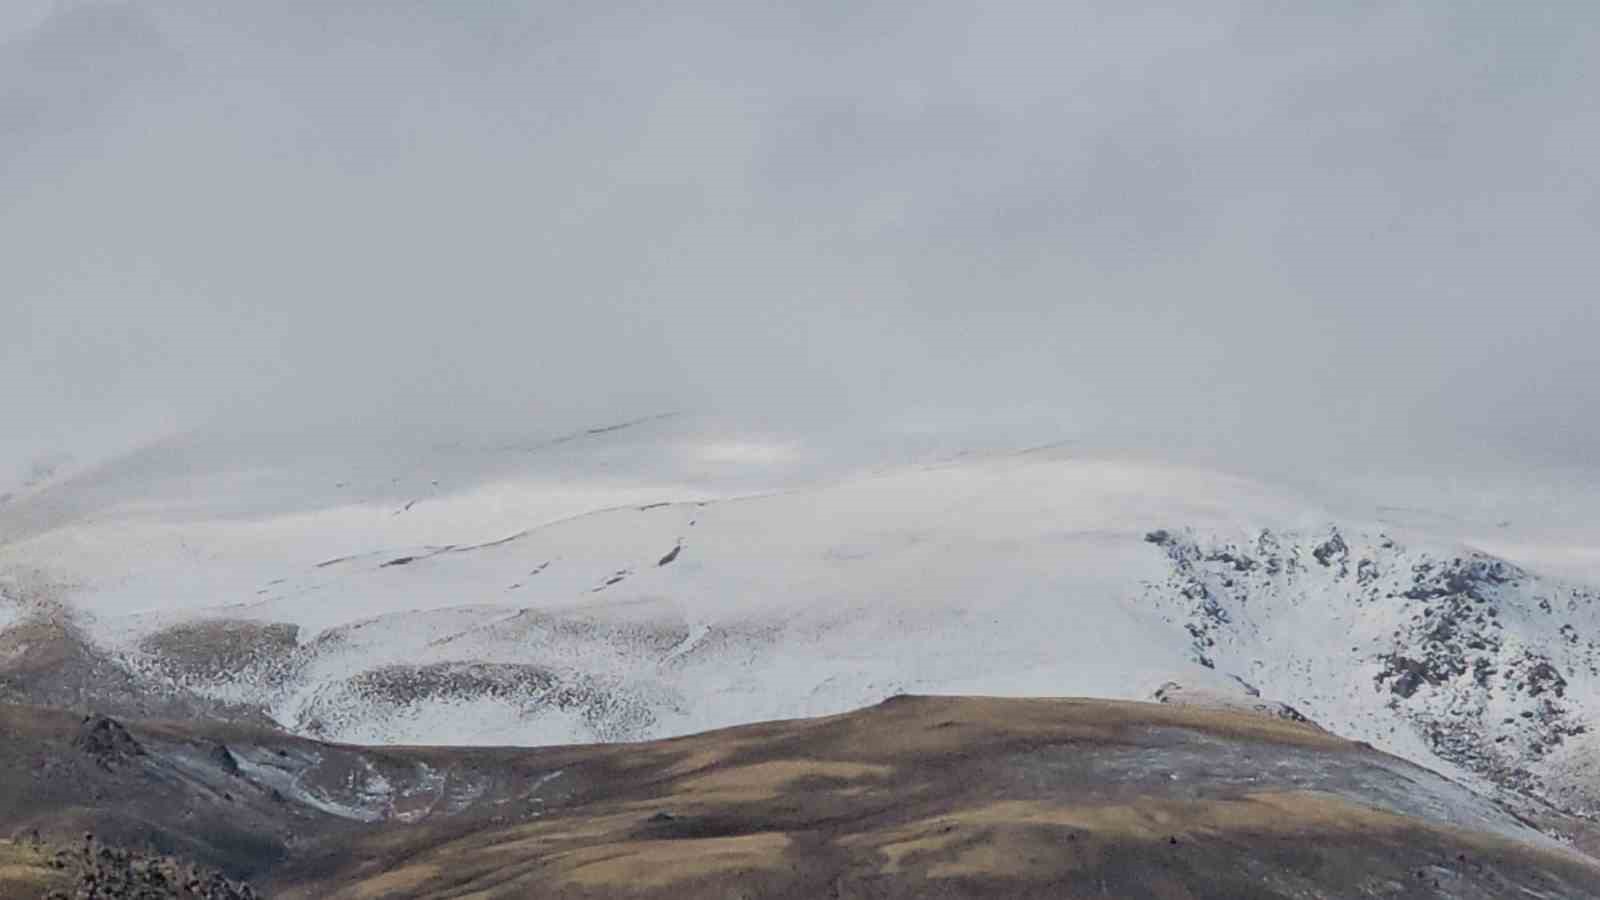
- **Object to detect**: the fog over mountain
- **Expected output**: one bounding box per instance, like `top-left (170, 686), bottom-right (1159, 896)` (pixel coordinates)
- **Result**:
top-left (8, 10), bottom-right (1600, 894)
top-left (2, 0), bottom-right (1596, 491)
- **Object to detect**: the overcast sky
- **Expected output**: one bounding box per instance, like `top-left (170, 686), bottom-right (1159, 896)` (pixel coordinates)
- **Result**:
top-left (2, 1), bottom-right (1596, 485)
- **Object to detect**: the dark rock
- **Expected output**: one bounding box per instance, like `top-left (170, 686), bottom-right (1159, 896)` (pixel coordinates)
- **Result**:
top-left (1227, 675), bottom-right (1261, 698)
top-left (1356, 558), bottom-right (1379, 585)
top-left (73, 716), bottom-right (143, 769)
top-left (1313, 530), bottom-right (1349, 571)
top-left (1262, 702), bottom-right (1311, 724)
top-left (1205, 550), bottom-right (1257, 572)
top-left (1379, 657), bottom-right (1432, 699)
top-left (210, 742), bottom-right (241, 776)
top-left (1524, 660), bottom-right (1567, 698)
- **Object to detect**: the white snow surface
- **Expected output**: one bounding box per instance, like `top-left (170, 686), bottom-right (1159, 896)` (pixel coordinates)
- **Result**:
top-left (2, 415), bottom-right (1598, 815)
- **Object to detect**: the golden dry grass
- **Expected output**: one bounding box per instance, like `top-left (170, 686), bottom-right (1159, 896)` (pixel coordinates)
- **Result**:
top-left (830, 695), bottom-right (1350, 756)
top-left (346, 862), bottom-right (443, 899)
top-left (674, 759), bottom-right (892, 802)
top-left (0, 840), bottom-right (72, 897)
top-left (550, 832), bottom-right (792, 888)
top-left (263, 697), bottom-right (1600, 899)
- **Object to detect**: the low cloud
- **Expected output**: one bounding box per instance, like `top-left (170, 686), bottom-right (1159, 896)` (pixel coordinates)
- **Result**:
top-left (3, 1), bottom-right (1596, 485)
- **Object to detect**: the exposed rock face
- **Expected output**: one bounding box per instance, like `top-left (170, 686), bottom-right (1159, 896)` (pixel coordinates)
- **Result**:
top-left (73, 715), bottom-right (145, 770)
top-left (42, 836), bottom-right (255, 900)
top-left (209, 743), bottom-right (241, 777)
top-left (1142, 526), bottom-right (1600, 815)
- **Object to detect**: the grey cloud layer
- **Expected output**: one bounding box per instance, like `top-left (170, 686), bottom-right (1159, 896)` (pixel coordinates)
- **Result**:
top-left (2, 1), bottom-right (1596, 481)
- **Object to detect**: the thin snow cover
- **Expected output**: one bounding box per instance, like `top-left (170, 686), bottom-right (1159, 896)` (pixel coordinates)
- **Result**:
top-left (315, 695), bottom-right (597, 749)
top-left (2, 415), bottom-right (1599, 814)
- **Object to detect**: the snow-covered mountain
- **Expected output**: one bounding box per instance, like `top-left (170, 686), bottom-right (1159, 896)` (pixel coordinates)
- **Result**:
top-left (2, 415), bottom-right (1597, 823)
top-left (1142, 526), bottom-right (1600, 816)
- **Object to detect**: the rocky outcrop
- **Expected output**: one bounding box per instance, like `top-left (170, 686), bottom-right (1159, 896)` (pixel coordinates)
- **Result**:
top-left (43, 835), bottom-right (255, 900)
top-left (73, 716), bottom-right (144, 770)
top-left (1141, 526), bottom-right (1600, 815)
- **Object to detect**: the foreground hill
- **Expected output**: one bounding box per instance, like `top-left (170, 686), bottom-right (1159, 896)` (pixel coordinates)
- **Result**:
top-left (3, 696), bottom-right (1598, 898)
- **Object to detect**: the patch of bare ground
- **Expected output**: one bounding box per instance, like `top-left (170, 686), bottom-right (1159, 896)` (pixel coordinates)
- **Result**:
top-left (136, 619), bottom-right (301, 685)
top-left (0, 604), bottom-right (278, 726)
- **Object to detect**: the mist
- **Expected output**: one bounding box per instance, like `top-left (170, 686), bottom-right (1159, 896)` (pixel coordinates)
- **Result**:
top-left (3, 1), bottom-right (1597, 488)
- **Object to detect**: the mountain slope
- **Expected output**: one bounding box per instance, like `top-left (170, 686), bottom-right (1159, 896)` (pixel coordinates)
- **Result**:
top-left (2, 421), bottom-right (1599, 828)
top-left (3, 697), bottom-right (1598, 899)
top-left (1143, 526), bottom-right (1600, 817)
